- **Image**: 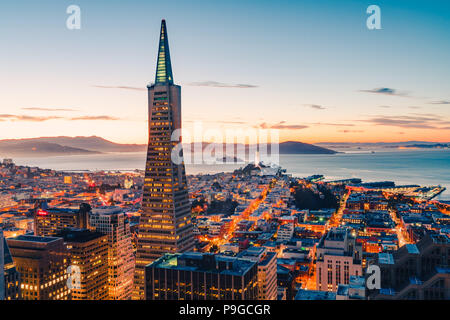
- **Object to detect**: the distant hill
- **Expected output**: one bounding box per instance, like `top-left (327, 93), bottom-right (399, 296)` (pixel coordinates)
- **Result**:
top-left (316, 141), bottom-right (450, 151)
top-left (278, 141), bottom-right (337, 154)
top-left (184, 141), bottom-right (336, 154)
top-left (0, 136), bottom-right (336, 157)
top-left (402, 143), bottom-right (449, 149)
top-left (20, 136), bottom-right (147, 152)
top-left (0, 136), bottom-right (146, 157)
top-left (0, 140), bottom-right (99, 157)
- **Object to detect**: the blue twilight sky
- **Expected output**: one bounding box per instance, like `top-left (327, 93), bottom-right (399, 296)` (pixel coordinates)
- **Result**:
top-left (0, 0), bottom-right (449, 143)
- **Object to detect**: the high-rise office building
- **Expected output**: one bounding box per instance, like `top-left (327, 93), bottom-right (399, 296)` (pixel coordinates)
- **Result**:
top-left (239, 246), bottom-right (278, 300)
top-left (7, 235), bottom-right (71, 300)
top-left (316, 228), bottom-right (363, 292)
top-left (58, 229), bottom-right (109, 300)
top-left (34, 203), bottom-right (91, 237)
top-left (134, 19), bottom-right (194, 300)
top-left (145, 252), bottom-right (258, 300)
top-left (90, 207), bottom-right (135, 300)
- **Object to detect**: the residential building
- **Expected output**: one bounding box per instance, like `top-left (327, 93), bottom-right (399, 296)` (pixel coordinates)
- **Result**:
top-left (277, 223), bottom-right (294, 243)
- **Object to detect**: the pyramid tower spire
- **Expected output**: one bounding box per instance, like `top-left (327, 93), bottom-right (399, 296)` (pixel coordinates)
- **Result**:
top-left (134, 19), bottom-right (194, 300)
top-left (155, 19), bottom-right (174, 85)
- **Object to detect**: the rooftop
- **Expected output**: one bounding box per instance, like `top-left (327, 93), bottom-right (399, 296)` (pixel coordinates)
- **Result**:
top-left (406, 244), bottom-right (420, 254)
top-left (148, 252), bottom-right (256, 276)
top-left (378, 253), bottom-right (394, 265)
top-left (91, 206), bottom-right (124, 215)
top-left (9, 234), bottom-right (61, 243)
top-left (295, 289), bottom-right (336, 300)
top-left (57, 228), bottom-right (105, 243)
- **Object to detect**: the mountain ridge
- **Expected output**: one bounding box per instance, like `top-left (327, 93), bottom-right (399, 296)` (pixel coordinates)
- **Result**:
top-left (0, 136), bottom-right (337, 157)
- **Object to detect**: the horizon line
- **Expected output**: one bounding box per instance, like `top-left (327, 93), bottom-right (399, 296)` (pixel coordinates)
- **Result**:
top-left (0, 135), bottom-right (449, 145)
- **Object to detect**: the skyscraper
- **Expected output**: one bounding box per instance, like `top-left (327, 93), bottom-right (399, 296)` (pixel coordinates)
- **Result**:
top-left (7, 235), bottom-right (71, 300)
top-left (145, 253), bottom-right (258, 300)
top-left (90, 207), bottom-right (135, 300)
top-left (34, 203), bottom-right (91, 237)
top-left (133, 19), bottom-right (194, 300)
top-left (58, 229), bottom-right (109, 300)
top-left (238, 247), bottom-right (278, 300)
top-left (316, 228), bottom-right (363, 292)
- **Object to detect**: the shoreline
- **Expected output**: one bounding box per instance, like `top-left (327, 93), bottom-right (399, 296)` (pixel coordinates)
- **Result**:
top-left (8, 150), bottom-right (450, 201)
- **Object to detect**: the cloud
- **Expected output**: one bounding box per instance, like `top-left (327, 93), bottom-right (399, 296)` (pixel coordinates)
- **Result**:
top-left (338, 130), bottom-right (364, 133)
top-left (430, 100), bottom-right (450, 105)
top-left (92, 85), bottom-right (146, 91)
top-left (0, 113), bottom-right (122, 122)
top-left (360, 87), bottom-right (407, 97)
top-left (21, 107), bottom-right (77, 112)
top-left (215, 120), bottom-right (248, 125)
top-left (377, 105), bottom-right (422, 110)
top-left (257, 122), bottom-right (308, 130)
top-left (0, 114), bottom-right (63, 122)
top-left (187, 81), bottom-right (258, 89)
top-left (70, 116), bottom-right (121, 121)
top-left (361, 114), bottom-right (450, 129)
top-left (311, 122), bottom-right (355, 127)
top-left (304, 104), bottom-right (326, 110)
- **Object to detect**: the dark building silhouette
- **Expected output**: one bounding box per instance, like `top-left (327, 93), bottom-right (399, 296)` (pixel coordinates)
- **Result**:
top-left (145, 252), bottom-right (258, 300)
top-left (369, 231), bottom-right (450, 300)
top-left (1, 229), bottom-right (20, 300)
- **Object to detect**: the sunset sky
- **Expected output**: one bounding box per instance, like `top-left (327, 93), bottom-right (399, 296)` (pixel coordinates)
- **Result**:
top-left (1, 0), bottom-right (449, 144)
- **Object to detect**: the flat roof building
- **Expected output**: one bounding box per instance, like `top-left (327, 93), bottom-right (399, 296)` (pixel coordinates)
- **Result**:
top-left (145, 252), bottom-right (258, 300)
top-left (369, 231), bottom-right (450, 300)
top-left (239, 246), bottom-right (278, 300)
top-left (316, 228), bottom-right (363, 292)
top-left (7, 235), bottom-right (70, 300)
top-left (34, 203), bottom-right (90, 237)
